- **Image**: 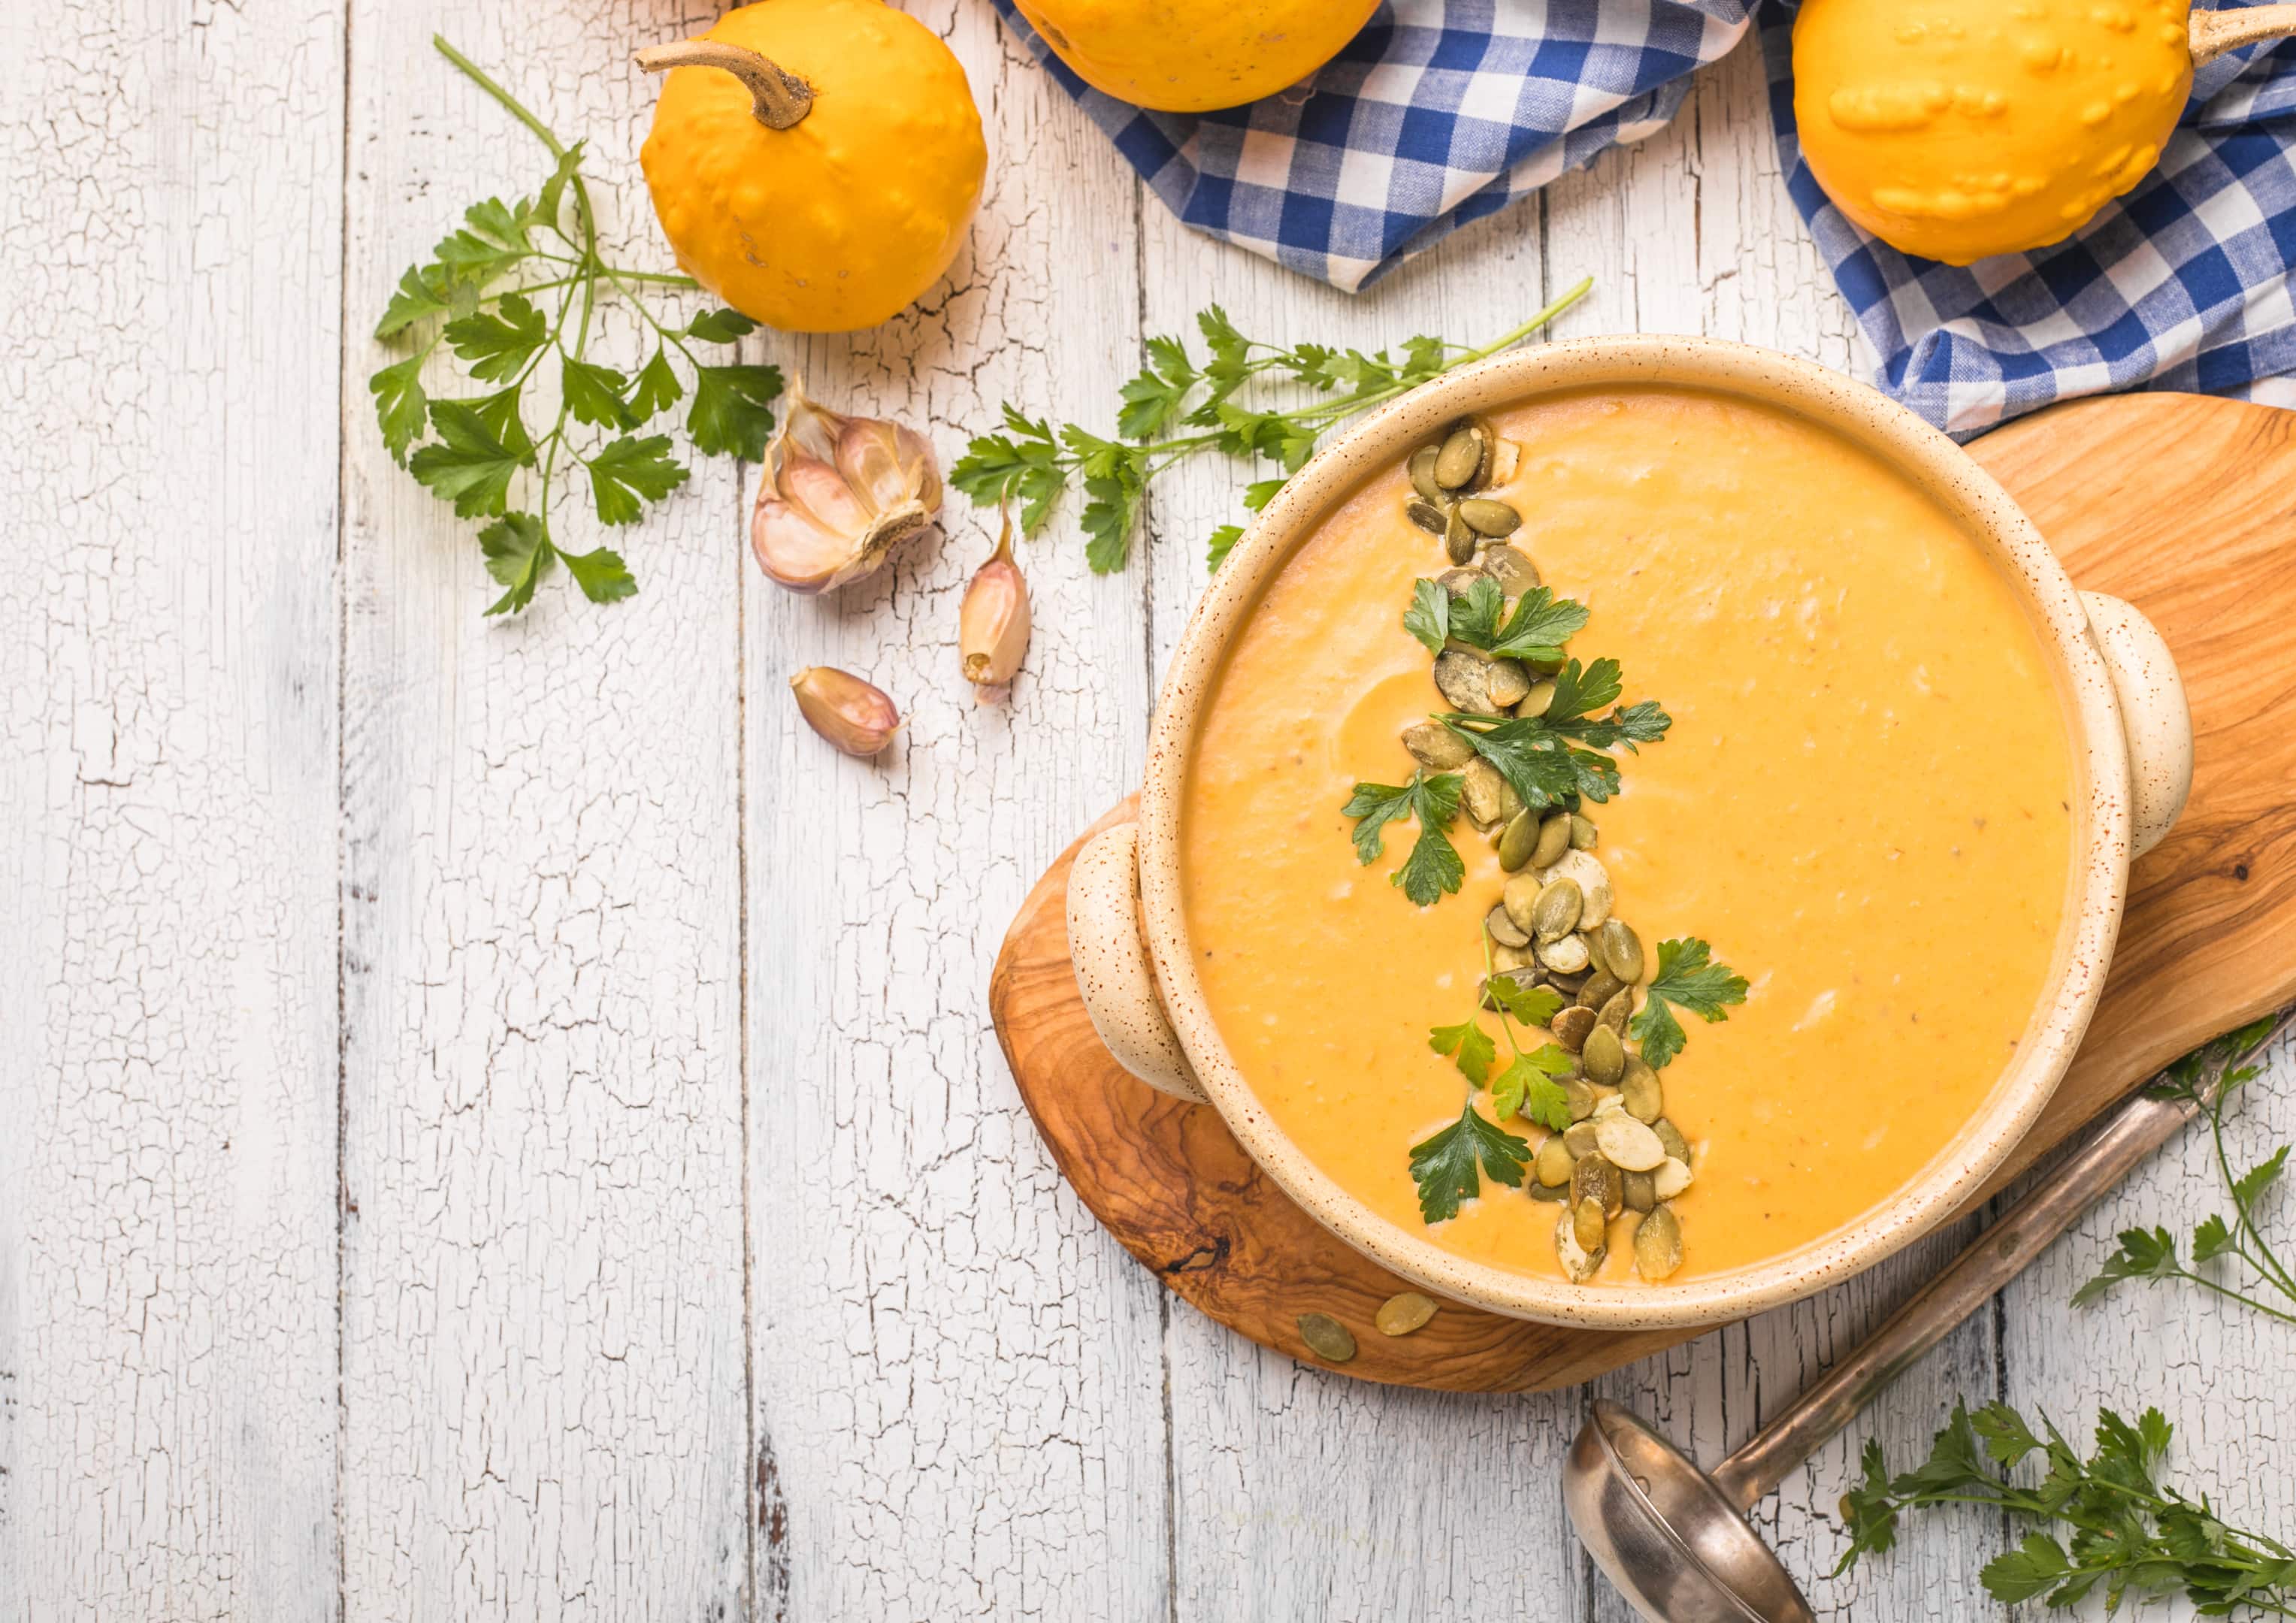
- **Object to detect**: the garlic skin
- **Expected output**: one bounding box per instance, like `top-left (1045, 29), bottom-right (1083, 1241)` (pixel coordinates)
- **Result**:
top-left (790, 666), bottom-right (901, 757)
top-left (752, 378), bottom-right (941, 594)
top-left (959, 508), bottom-right (1031, 702)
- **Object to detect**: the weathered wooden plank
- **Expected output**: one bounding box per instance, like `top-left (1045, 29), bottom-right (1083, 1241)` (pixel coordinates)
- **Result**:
top-left (744, 8), bottom-right (1172, 1618)
top-left (0, 1), bottom-right (346, 1617)
top-left (337, 4), bottom-right (746, 1616)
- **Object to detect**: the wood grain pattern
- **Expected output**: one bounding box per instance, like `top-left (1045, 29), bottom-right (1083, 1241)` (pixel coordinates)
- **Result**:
top-left (989, 388), bottom-right (2296, 1393)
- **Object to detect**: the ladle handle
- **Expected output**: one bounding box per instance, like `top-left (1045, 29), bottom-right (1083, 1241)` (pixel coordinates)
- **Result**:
top-left (2191, 4), bottom-right (2296, 68)
top-left (1708, 1007), bottom-right (2296, 1511)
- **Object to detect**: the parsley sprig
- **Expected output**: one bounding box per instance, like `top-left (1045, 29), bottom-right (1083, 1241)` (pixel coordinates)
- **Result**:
top-left (1629, 938), bottom-right (1750, 1070)
top-left (371, 38), bottom-right (785, 615)
top-left (1409, 938), bottom-right (1578, 1223)
top-left (1837, 1401), bottom-right (2296, 1615)
top-left (2076, 1011), bottom-right (2296, 1326)
top-left (948, 278), bottom-right (1593, 573)
top-left (1342, 770), bottom-right (1466, 907)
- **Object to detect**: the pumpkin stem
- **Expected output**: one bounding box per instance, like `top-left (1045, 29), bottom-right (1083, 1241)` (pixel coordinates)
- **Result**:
top-left (634, 41), bottom-right (813, 131)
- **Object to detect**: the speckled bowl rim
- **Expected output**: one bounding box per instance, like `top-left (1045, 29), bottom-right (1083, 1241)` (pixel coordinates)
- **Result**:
top-left (1134, 336), bottom-right (2131, 1331)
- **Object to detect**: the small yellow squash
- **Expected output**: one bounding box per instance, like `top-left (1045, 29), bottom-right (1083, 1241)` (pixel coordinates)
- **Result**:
top-left (637, 0), bottom-right (987, 333)
top-left (1012, 0), bottom-right (1381, 113)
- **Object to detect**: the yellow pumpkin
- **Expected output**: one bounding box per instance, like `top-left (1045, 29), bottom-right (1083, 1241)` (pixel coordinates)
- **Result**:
top-left (637, 0), bottom-right (987, 333)
top-left (1012, 0), bottom-right (1382, 113)
top-left (1793, 0), bottom-right (2196, 265)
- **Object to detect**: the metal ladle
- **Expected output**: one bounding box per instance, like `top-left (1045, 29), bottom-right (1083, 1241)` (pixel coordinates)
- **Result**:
top-left (1564, 1008), bottom-right (2296, 1623)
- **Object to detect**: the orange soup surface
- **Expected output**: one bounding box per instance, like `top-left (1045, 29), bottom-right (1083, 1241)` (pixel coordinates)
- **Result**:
top-left (1180, 386), bottom-right (2076, 1283)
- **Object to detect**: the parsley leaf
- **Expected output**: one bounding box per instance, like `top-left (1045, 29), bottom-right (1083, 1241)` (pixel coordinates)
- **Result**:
top-left (1629, 938), bottom-right (1749, 1069)
top-left (1427, 1017), bottom-right (1498, 1087)
top-left (686, 364), bottom-right (784, 461)
top-left (1447, 577), bottom-right (1509, 648)
top-left (410, 398), bottom-right (530, 518)
top-left (1342, 772), bottom-right (1465, 906)
top-left (1486, 978), bottom-right (1563, 1030)
top-left (1487, 587), bottom-right (1592, 662)
top-left (1407, 1099), bottom-right (1531, 1223)
top-left (369, 355), bottom-right (431, 466)
top-left (955, 280), bottom-right (1596, 572)
top-left (627, 348), bottom-right (684, 423)
top-left (561, 544), bottom-right (638, 605)
top-left (445, 292), bottom-right (548, 382)
top-left (479, 512), bottom-right (553, 616)
top-left (1205, 524), bottom-right (1244, 571)
top-left (1490, 1048), bottom-right (1575, 1131)
top-left (685, 307), bottom-right (758, 343)
top-left (586, 435), bottom-right (688, 525)
top-left (2071, 1226), bottom-right (2182, 1307)
top-left (1438, 715), bottom-right (1586, 810)
top-left (561, 356), bottom-right (634, 429)
top-left (1403, 579), bottom-right (1451, 655)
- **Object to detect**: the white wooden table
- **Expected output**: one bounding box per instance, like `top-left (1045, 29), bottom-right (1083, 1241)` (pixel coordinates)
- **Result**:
top-left (6, 4), bottom-right (2292, 1618)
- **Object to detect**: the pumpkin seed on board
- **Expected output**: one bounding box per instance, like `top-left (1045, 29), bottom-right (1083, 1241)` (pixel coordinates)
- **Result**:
top-left (1485, 902), bottom-right (1530, 949)
top-left (1595, 918), bottom-right (1645, 984)
top-left (1551, 1004), bottom-right (1598, 1053)
top-left (1297, 1312), bottom-right (1358, 1363)
top-left (1621, 1059), bottom-right (1663, 1123)
top-left (1634, 1205), bottom-right (1684, 1281)
top-left (1408, 443), bottom-right (1444, 504)
top-left (1570, 814), bottom-right (1599, 851)
top-left (1406, 498), bottom-right (1448, 536)
top-left (1376, 1292), bottom-right (1438, 1337)
top-left (1402, 720), bottom-right (1475, 770)
top-left (1444, 504), bottom-right (1478, 565)
top-left (1496, 811), bottom-right (1539, 873)
top-left (1483, 543), bottom-right (1540, 593)
top-left (1581, 1023), bottom-right (1626, 1086)
top-left (1434, 423), bottom-right (1487, 490)
top-left (1458, 497), bottom-right (1521, 537)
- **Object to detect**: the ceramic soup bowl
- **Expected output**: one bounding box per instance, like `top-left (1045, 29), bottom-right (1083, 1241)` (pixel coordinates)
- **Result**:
top-left (1067, 336), bottom-right (2192, 1330)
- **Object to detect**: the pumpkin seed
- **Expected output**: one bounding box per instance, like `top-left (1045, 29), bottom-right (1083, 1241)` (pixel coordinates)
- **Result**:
top-left (1531, 812), bottom-right (1572, 869)
top-left (1537, 931), bottom-right (1592, 975)
top-left (1434, 424), bottom-right (1486, 491)
top-left (1484, 657), bottom-right (1532, 711)
top-left (1621, 1059), bottom-right (1663, 1123)
top-left (1623, 1170), bottom-right (1657, 1213)
top-left (1596, 919), bottom-right (1644, 984)
top-left (1653, 1118), bottom-right (1692, 1164)
top-left (1573, 1150), bottom-right (1624, 1217)
top-left (1458, 497), bottom-right (1521, 537)
top-left (1570, 814), bottom-right (1599, 851)
top-left (1501, 872), bottom-right (1544, 935)
top-left (1535, 1135), bottom-right (1575, 1187)
top-left (1485, 902), bottom-right (1530, 949)
top-left (1517, 679), bottom-right (1557, 720)
top-left (1545, 966), bottom-right (1590, 999)
top-left (1563, 1078), bottom-right (1599, 1123)
top-left (1551, 1004), bottom-right (1598, 1053)
top-left (1460, 757), bottom-right (1510, 828)
top-left (1444, 504), bottom-right (1478, 566)
top-left (1556, 1209), bottom-right (1604, 1281)
top-left (1437, 565), bottom-right (1487, 599)
top-left (1572, 1195), bottom-right (1608, 1253)
top-left (1531, 878), bottom-right (1583, 941)
top-left (1496, 811), bottom-right (1538, 873)
top-left (1406, 498), bottom-right (1449, 536)
top-left (1599, 987), bottom-right (1635, 1035)
top-left (1581, 1023), bottom-right (1626, 1087)
top-left (1579, 967), bottom-right (1627, 1012)
top-left (1408, 444), bottom-right (1444, 504)
top-left (1297, 1312), bottom-right (1357, 1363)
top-left (1541, 850), bottom-right (1612, 928)
top-left (1402, 720), bottom-right (1475, 770)
top-left (1562, 1120), bottom-right (1602, 1157)
top-left (1482, 543), bottom-right (1540, 593)
top-left (1490, 942), bottom-right (1534, 973)
top-left (1434, 649), bottom-right (1502, 715)
top-left (1376, 1291), bottom-right (1438, 1337)
top-left (1596, 1112), bottom-right (1667, 1172)
top-left (1529, 1176), bottom-right (1570, 1203)
top-left (1654, 1156), bottom-right (1694, 1200)
top-left (1488, 437), bottom-right (1520, 485)
top-left (1634, 1206), bottom-right (1684, 1282)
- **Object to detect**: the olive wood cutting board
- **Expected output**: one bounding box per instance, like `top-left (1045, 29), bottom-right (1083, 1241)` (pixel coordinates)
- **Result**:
top-left (987, 391), bottom-right (2296, 1392)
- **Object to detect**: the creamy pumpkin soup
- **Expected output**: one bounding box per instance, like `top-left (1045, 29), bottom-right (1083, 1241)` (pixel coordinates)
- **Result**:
top-left (1180, 386), bottom-right (2075, 1284)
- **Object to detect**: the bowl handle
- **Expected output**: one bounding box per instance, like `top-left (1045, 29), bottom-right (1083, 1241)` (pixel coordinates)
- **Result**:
top-left (2082, 592), bottom-right (2193, 860)
top-left (1066, 821), bottom-right (1208, 1102)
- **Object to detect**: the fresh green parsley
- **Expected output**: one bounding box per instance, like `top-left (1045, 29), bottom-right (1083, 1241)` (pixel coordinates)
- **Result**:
top-left (371, 38), bottom-right (784, 615)
top-left (2076, 1011), bottom-right (2296, 1326)
top-left (1408, 1101), bottom-right (1532, 1225)
top-left (1628, 937), bottom-right (1749, 1069)
top-left (950, 279), bottom-right (1594, 574)
top-left (1836, 1401), bottom-right (2296, 1615)
top-left (1342, 771), bottom-right (1466, 907)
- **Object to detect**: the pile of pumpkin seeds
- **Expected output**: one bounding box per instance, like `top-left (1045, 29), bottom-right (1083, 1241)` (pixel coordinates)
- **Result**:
top-left (1395, 419), bottom-right (1699, 1286)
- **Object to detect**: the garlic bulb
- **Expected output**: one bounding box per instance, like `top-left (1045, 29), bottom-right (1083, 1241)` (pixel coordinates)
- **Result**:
top-left (959, 506), bottom-right (1030, 701)
top-left (790, 666), bottom-right (900, 757)
top-left (751, 378), bottom-right (940, 594)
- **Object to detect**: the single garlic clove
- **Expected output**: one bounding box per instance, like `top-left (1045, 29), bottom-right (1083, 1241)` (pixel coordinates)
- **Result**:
top-left (960, 507), bottom-right (1031, 702)
top-left (790, 666), bottom-right (900, 757)
top-left (751, 376), bottom-right (941, 595)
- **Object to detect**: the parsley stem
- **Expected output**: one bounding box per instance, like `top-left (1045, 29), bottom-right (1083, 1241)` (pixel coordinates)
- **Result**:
top-left (434, 35), bottom-right (569, 159)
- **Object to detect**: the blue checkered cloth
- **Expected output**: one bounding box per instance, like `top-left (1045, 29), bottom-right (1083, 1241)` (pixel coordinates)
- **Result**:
top-left (993, 0), bottom-right (2296, 435)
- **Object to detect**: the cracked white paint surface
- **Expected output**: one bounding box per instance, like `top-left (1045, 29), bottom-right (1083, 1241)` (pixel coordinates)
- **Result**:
top-left (5, 8), bottom-right (2291, 1621)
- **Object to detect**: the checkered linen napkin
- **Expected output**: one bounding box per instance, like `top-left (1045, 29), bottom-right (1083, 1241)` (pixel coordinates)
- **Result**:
top-left (994, 0), bottom-right (2296, 435)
